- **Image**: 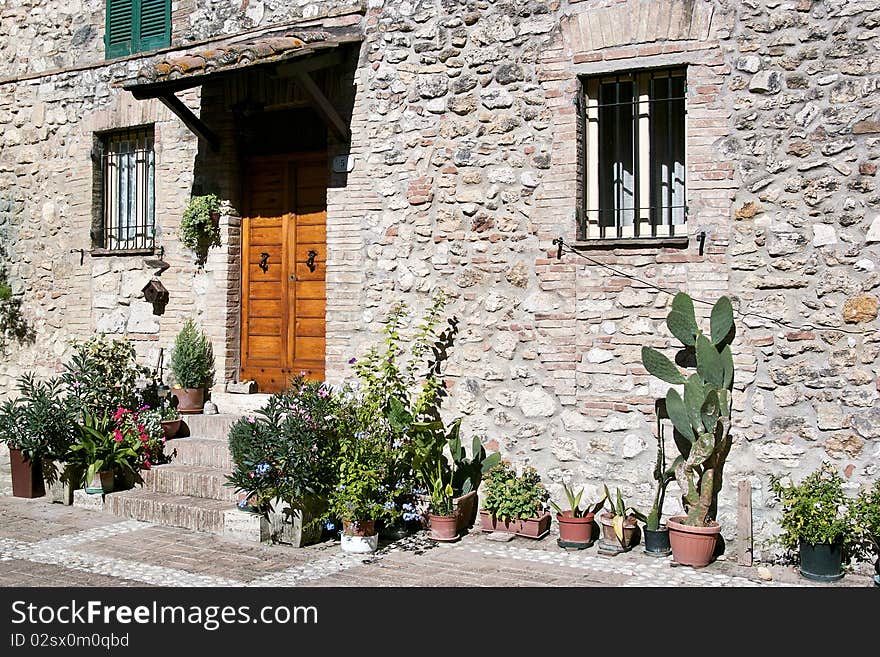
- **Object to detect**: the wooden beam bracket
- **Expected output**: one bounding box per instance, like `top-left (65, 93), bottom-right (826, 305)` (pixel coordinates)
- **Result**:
top-left (157, 92), bottom-right (220, 151)
top-left (292, 70), bottom-right (350, 143)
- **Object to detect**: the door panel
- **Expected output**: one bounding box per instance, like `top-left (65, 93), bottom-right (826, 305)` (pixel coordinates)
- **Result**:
top-left (241, 153), bottom-right (327, 392)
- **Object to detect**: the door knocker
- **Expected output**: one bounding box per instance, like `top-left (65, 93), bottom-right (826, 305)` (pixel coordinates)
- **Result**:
top-left (306, 250), bottom-right (318, 273)
top-left (259, 252), bottom-right (270, 273)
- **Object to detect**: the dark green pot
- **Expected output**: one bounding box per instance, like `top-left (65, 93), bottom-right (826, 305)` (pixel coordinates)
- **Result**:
top-left (799, 540), bottom-right (844, 582)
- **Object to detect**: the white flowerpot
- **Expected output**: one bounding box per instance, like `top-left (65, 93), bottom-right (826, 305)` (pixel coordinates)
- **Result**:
top-left (341, 533), bottom-right (379, 554)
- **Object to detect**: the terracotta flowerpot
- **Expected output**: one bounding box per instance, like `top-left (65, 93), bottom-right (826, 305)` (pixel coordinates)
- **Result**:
top-left (160, 419), bottom-right (182, 439)
top-left (9, 448), bottom-right (45, 499)
top-left (429, 514), bottom-right (460, 542)
top-left (453, 490), bottom-right (478, 532)
top-left (171, 388), bottom-right (205, 414)
top-left (479, 510), bottom-right (551, 539)
top-left (341, 519), bottom-right (378, 554)
top-left (667, 516), bottom-right (721, 568)
top-left (598, 512), bottom-right (640, 550)
top-left (557, 511), bottom-right (596, 547)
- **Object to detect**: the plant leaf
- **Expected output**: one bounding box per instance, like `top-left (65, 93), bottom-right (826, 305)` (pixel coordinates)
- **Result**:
top-left (642, 346), bottom-right (686, 384)
top-left (666, 388), bottom-right (694, 443)
top-left (695, 334), bottom-right (724, 388)
top-left (667, 310), bottom-right (698, 347)
top-left (710, 296), bottom-right (734, 345)
top-left (687, 432), bottom-right (715, 467)
top-left (720, 344), bottom-right (734, 390)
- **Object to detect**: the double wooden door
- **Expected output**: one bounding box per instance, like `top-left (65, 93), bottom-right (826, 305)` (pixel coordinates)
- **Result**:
top-left (240, 153), bottom-right (327, 392)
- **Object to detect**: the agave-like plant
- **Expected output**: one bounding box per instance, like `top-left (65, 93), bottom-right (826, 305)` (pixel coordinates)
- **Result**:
top-left (640, 292), bottom-right (736, 528)
top-left (549, 482), bottom-right (605, 518)
top-left (603, 484), bottom-right (646, 546)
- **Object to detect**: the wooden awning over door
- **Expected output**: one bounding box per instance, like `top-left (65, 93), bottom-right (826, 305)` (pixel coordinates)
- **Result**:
top-left (119, 27), bottom-right (361, 147)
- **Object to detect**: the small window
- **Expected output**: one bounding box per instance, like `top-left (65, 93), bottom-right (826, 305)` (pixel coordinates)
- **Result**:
top-left (98, 128), bottom-right (155, 251)
top-left (580, 67), bottom-right (687, 239)
top-left (105, 0), bottom-right (171, 58)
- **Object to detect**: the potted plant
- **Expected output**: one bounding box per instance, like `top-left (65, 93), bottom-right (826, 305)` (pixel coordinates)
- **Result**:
top-left (641, 292), bottom-right (736, 567)
top-left (61, 335), bottom-right (148, 417)
top-left (642, 399), bottom-right (676, 557)
top-left (425, 458), bottom-right (459, 542)
top-left (169, 318), bottom-right (215, 414)
top-left (479, 462), bottom-right (551, 538)
top-left (324, 389), bottom-right (408, 554)
top-left (549, 483), bottom-right (605, 549)
top-left (226, 376), bottom-right (339, 547)
top-left (0, 375), bottom-right (74, 498)
top-left (180, 194), bottom-right (221, 267)
top-left (448, 432), bottom-right (500, 532)
top-left (65, 411), bottom-right (143, 494)
top-left (598, 485), bottom-right (645, 555)
top-left (157, 404), bottom-right (182, 439)
top-left (770, 463), bottom-right (858, 582)
top-left (852, 479), bottom-right (880, 587)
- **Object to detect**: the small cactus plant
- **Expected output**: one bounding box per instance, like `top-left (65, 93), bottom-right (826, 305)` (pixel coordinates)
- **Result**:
top-left (641, 292), bottom-right (736, 528)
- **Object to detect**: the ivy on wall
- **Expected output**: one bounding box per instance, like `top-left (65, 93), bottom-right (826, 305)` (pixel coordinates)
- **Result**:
top-left (0, 243), bottom-right (34, 350)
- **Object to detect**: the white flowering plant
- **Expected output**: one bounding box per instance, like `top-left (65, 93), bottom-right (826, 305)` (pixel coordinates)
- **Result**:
top-left (770, 462), bottom-right (860, 564)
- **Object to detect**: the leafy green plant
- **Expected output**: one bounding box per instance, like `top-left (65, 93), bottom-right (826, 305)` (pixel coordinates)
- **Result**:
top-left (179, 194), bottom-right (221, 266)
top-left (448, 434), bottom-right (501, 497)
top-left (226, 376), bottom-right (339, 523)
top-left (482, 462), bottom-right (549, 523)
top-left (603, 484), bottom-right (647, 546)
top-left (641, 292), bottom-right (735, 528)
top-left (645, 400), bottom-right (676, 531)
top-left (61, 335), bottom-right (148, 417)
top-left (770, 463), bottom-right (858, 564)
top-left (170, 318), bottom-right (215, 389)
top-left (852, 479), bottom-right (880, 566)
top-left (427, 458), bottom-right (454, 516)
top-left (0, 243), bottom-right (35, 349)
top-left (0, 374), bottom-right (75, 465)
top-left (549, 483), bottom-right (605, 518)
top-left (65, 411), bottom-right (142, 489)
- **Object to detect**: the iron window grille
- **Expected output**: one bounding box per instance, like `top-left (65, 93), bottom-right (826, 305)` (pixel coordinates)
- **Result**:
top-left (579, 67), bottom-right (687, 240)
top-left (99, 128), bottom-right (155, 251)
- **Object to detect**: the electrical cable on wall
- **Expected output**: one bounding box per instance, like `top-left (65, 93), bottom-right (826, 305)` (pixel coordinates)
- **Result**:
top-left (551, 236), bottom-right (878, 338)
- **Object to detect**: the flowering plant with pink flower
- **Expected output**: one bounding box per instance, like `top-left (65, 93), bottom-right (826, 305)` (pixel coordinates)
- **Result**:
top-left (114, 405), bottom-right (170, 470)
top-left (65, 411), bottom-right (144, 489)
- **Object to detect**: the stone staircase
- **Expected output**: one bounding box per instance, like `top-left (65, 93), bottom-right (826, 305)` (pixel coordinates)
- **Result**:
top-left (90, 413), bottom-right (267, 542)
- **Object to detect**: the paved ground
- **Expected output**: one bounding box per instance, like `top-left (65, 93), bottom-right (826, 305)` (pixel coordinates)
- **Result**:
top-left (0, 496), bottom-right (874, 588)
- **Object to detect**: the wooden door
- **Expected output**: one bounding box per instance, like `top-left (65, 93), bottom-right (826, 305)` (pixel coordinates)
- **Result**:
top-left (241, 153), bottom-right (327, 392)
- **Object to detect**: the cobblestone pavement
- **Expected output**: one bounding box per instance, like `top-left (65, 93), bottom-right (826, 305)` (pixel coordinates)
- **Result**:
top-left (0, 497), bottom-right (873, 588)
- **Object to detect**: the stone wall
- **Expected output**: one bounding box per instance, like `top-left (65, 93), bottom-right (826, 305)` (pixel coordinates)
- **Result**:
top-left (0, 0), bottom-right (365, 79)
top-left (1, 0), bottom-right (879, 552)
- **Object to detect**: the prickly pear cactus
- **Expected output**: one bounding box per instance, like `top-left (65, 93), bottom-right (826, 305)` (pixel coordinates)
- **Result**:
top-left (641, 293), bottom-right (736, 527)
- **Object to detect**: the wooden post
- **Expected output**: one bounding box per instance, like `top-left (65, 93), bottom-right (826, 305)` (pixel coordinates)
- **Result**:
top-left (737, 480), bottom-right (753, 566)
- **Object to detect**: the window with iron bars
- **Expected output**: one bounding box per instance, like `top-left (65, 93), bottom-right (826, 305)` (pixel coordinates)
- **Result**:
top-left (98, 128), bottom-right (155, 251)
top-left (579, 67), bottom-right (687, 240)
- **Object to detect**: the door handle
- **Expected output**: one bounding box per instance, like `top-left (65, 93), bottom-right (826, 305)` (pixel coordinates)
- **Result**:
top-left (259, 252), bottom-right (270, 273)
top-left (306, 250), bottom-right (318, 272)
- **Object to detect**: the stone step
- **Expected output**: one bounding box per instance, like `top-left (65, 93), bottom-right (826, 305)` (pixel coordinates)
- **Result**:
top-left (177, 414), bottom-right (241, 441)
top-left (166, 437), bottom-right (233, 471)
top-left (209, 391), bottom-right (273, 417)
top-left (104, 489), bottom-right (235, 534)
top-left (141, 464), bottom-right (239, 502)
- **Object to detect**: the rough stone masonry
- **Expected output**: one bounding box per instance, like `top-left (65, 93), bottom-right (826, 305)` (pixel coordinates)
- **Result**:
top-left (0, 0), bottom-right (879, 554)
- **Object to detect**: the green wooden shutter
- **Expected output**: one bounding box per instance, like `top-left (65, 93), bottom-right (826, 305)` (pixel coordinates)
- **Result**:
top-left (138, 0), bottom-right (171, 52)
top-left (106, 0), bottom-right (134, 58)
top-left (105, 0), bottom-right (170, 59)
